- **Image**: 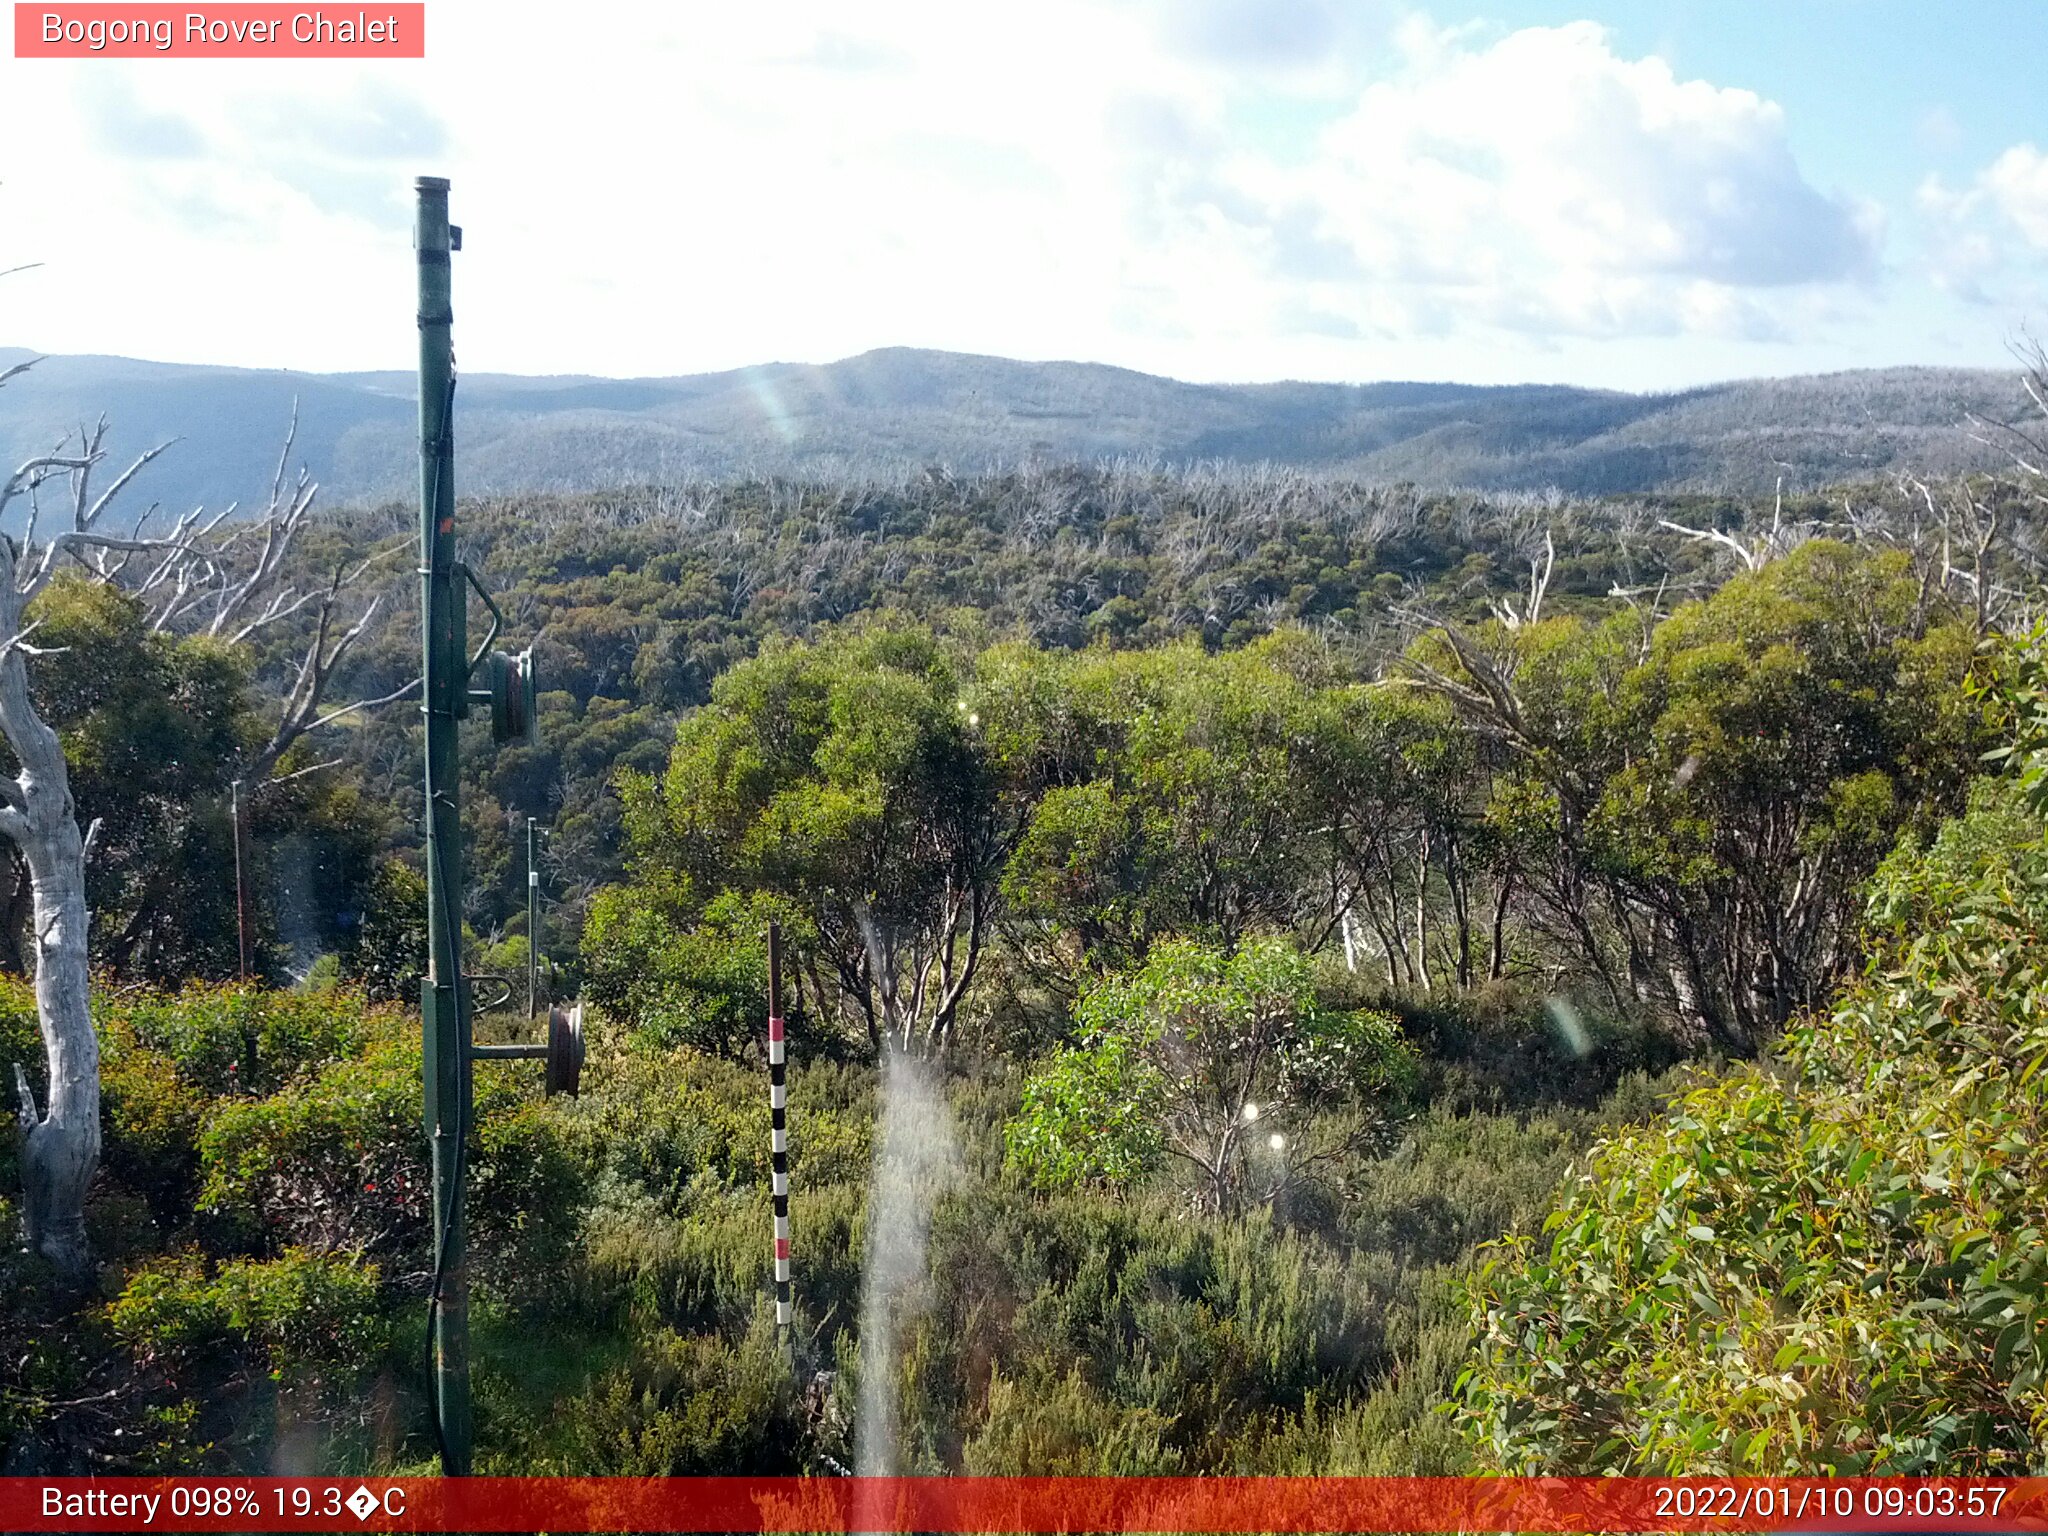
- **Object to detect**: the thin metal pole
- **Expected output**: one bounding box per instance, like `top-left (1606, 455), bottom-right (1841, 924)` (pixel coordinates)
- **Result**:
top-left (416, 173), bottom-right (472, 1477)
top-left (230, 778), bottom-right (250, 981)
top-left (767, 922), bottom-right (790, 1333)
top-left (526, 816), bottom-right (538, 1019)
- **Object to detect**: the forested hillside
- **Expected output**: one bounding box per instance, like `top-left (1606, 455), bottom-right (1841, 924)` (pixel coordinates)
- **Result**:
top-left (4, 369), bottom-right (2047, 1475)
top-left (0, 346), bottom-right (2028, 517)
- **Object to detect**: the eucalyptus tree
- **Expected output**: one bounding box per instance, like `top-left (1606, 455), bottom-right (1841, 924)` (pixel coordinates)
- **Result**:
top-left (1407, 542), bottom-right (1984, 1051)
top-left (613, 622), bottom-right (1007, 1055)
top-left (993, 634), bottom-right (1345, 977)
top-left (1458, 728), bottom-right (2048, 1473)
top-left (1005, 937), bottom-right (1411, 1214)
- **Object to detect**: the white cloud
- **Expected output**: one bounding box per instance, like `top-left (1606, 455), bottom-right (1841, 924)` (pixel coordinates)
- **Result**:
top-left (1982, 144), bottom-right (2048, 249)
top-left (1916, 142), bottom-right (2048, 307)
top-left (1174, 21), bottom-right (1880, 342)
top-left (0, 5), bottom-right (1923, 386)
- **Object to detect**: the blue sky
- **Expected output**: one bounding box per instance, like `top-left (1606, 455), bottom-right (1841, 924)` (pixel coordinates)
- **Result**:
top-left (1506, 1), bottom-right (2039, 218)
top-left (2, 0), bottom-right (2044, 389)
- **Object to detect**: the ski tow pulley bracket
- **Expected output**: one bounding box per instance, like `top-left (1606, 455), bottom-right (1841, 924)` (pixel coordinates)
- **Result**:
top-left (546, 1002), bottom-right (585, 1097)
top-left (455, 561), bottom-right (538, 745)
top-left (469, 1000), bottom-right (585, 1098)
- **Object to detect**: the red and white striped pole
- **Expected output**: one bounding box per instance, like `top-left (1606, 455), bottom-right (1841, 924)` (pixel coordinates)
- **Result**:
top-left (767, 922), bottom-right (791, 1333)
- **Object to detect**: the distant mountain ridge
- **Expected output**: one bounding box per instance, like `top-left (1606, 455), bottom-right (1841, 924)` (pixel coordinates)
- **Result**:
top-left (0, 345), bottom-right (2027, 522)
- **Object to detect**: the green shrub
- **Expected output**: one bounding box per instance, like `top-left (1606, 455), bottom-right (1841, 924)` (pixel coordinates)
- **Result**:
top-left (1003, 1023), bottom-right (1161, 1190)
top-left (338, 859), bottom-right (428, 1004)
top-left (109, 1247), bottom-right (388, 1376)
top-left (876, 1182), bottom-right (1389, 1472)
top-left (197, 1038), bottom-right (430, 1256)
top-left (1456, 776), bottom-right (2048, 1473)
top-left (571, 1044), bottom-right (871, 1211)
top-left (110, 982), bottom-right (392, 1094)
top-left (99, 1026), bottom-right (208, 1228)
top-left (470, 1092), bottom-right (586, 1280)
top-left (298, 953), bottom-right (345, 993)
top-left (197, 1033), bottom-right (578, 1271)
top-left (534, 1310), bottom-right (805, 1474)
top-left (576, 1181), bottom-right (864, 1340)
top-left (1006, 938), bottom-right (1412, 1211)
top-left (583, 890), bottom-right (789, 1060)
top-left (965, 1365), bottom-right (1182, 1473)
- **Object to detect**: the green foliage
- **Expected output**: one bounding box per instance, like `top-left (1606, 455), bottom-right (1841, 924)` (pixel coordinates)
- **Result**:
top-left (196, 1025), bottom-right (577, 1274)
top-left (1004, 1024), bottom-right (1163, 1191)
top-left (28, 577), bottom-right (252, 982)
top-left (583, 889), bottom-right (777, 1059)
top-left (108, 1248), bottom-right (388, 1376)
top-left (991, 637), bottom-right (1338, 967)
top-left (197, 1038), bottom-right (432, 1256)
top-left (0, 974), bottom-right (37, 1190)
top-left (906, 1180), bottom-right (1417, 1472)
top-left (570, 1043), bottom-right (872, 1215)
top-left (573, 1181), bottom-right (866, 1346)
top-left (3, 979), bottom-right (602, 1471)
top-left (339, 859), bottom-right (429, 1004)
top-left (1449, 541), bottom-right (1986, 1049)
top-left (965, 1365), bottom-right (1183, 1473)
top-left (0, 578), bottom-right (398, 989)
top-left (99, 1029), bottom-right (209, 1228)
top-left (109, 982), bottom-right (390, 1094)
top-left (9, 960), bottom-right (1675, 1478)
top-left (1978, 623), bottom-right (2048, 818)
top-left (608, 621), bottom-right (1000, 1052)
top-left (586, 543), bottom-right (1986, 1064)
top-left (532, 1310), bottom-right (805, 1475)
top-left (1008, 938), bottom-right (1412, 1211)
top-left (1457, 771), bottom-right (2048, 1472)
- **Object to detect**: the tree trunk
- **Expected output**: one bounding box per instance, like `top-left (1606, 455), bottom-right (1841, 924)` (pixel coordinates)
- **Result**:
top-left (1487, 875), bottom-right (1514, 983)
top-left (1445, 834), bottom-right (1473, 988)
top-left (1373, 881), bottom-right (1409, 989)
top-left (0, 855), bottom-right (29, 976)
top-left (5, 793), bottom-right (93, 1278)
top-left (1, 615), bottom-right (99, 1279)
top-left (1412, 835), bottom-right (1433, 993)
top-left (14, 817), bottom-right (95, 1277)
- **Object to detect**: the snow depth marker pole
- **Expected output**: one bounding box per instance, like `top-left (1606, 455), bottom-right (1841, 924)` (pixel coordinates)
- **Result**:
top-left (768, 921), bottom-right (791, 1332)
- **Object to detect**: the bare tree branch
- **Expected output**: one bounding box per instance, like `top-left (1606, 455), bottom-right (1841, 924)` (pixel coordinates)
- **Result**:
top-left (305, 674), bottom-right (420, 733)
top-left (256, 757), bottom-right (346, 789)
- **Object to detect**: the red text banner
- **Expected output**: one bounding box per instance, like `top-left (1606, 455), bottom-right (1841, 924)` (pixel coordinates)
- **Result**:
top-left (15, 4), bottom-right (425, 57)
top-left (3, 1476), bottom-right (2046, 1533)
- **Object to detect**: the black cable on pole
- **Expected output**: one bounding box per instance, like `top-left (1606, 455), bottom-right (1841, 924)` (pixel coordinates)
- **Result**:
top-left (419, 366), bottom-right (467, 1472)
top-left (423, 807), bottom-right (470, 1472)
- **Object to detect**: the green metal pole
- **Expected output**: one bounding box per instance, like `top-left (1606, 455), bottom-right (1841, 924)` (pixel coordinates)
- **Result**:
top-left (527, 816), bottom-right (538, 1019)
top-left (415, 174), bottom-right (472, 1477)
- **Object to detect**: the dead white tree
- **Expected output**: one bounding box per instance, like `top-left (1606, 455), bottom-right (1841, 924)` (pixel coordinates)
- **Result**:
top-left (1968, 336), bottom-right (2048, 497)
top-left (1491, 530), bottom-right (1555, 631)
top-left (129, 404), bottom-right (416, 786)
top-left (1, 412), bottom-right (180, 1276)
top-left (3, 380), bottom-right (407, 1275)
top-left (1657, 474), bottom-right (1819, 572)
top-left (93, 409), bottom-right (414, 973)
top-left (1901, 474), bottom-right (2010, 634)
